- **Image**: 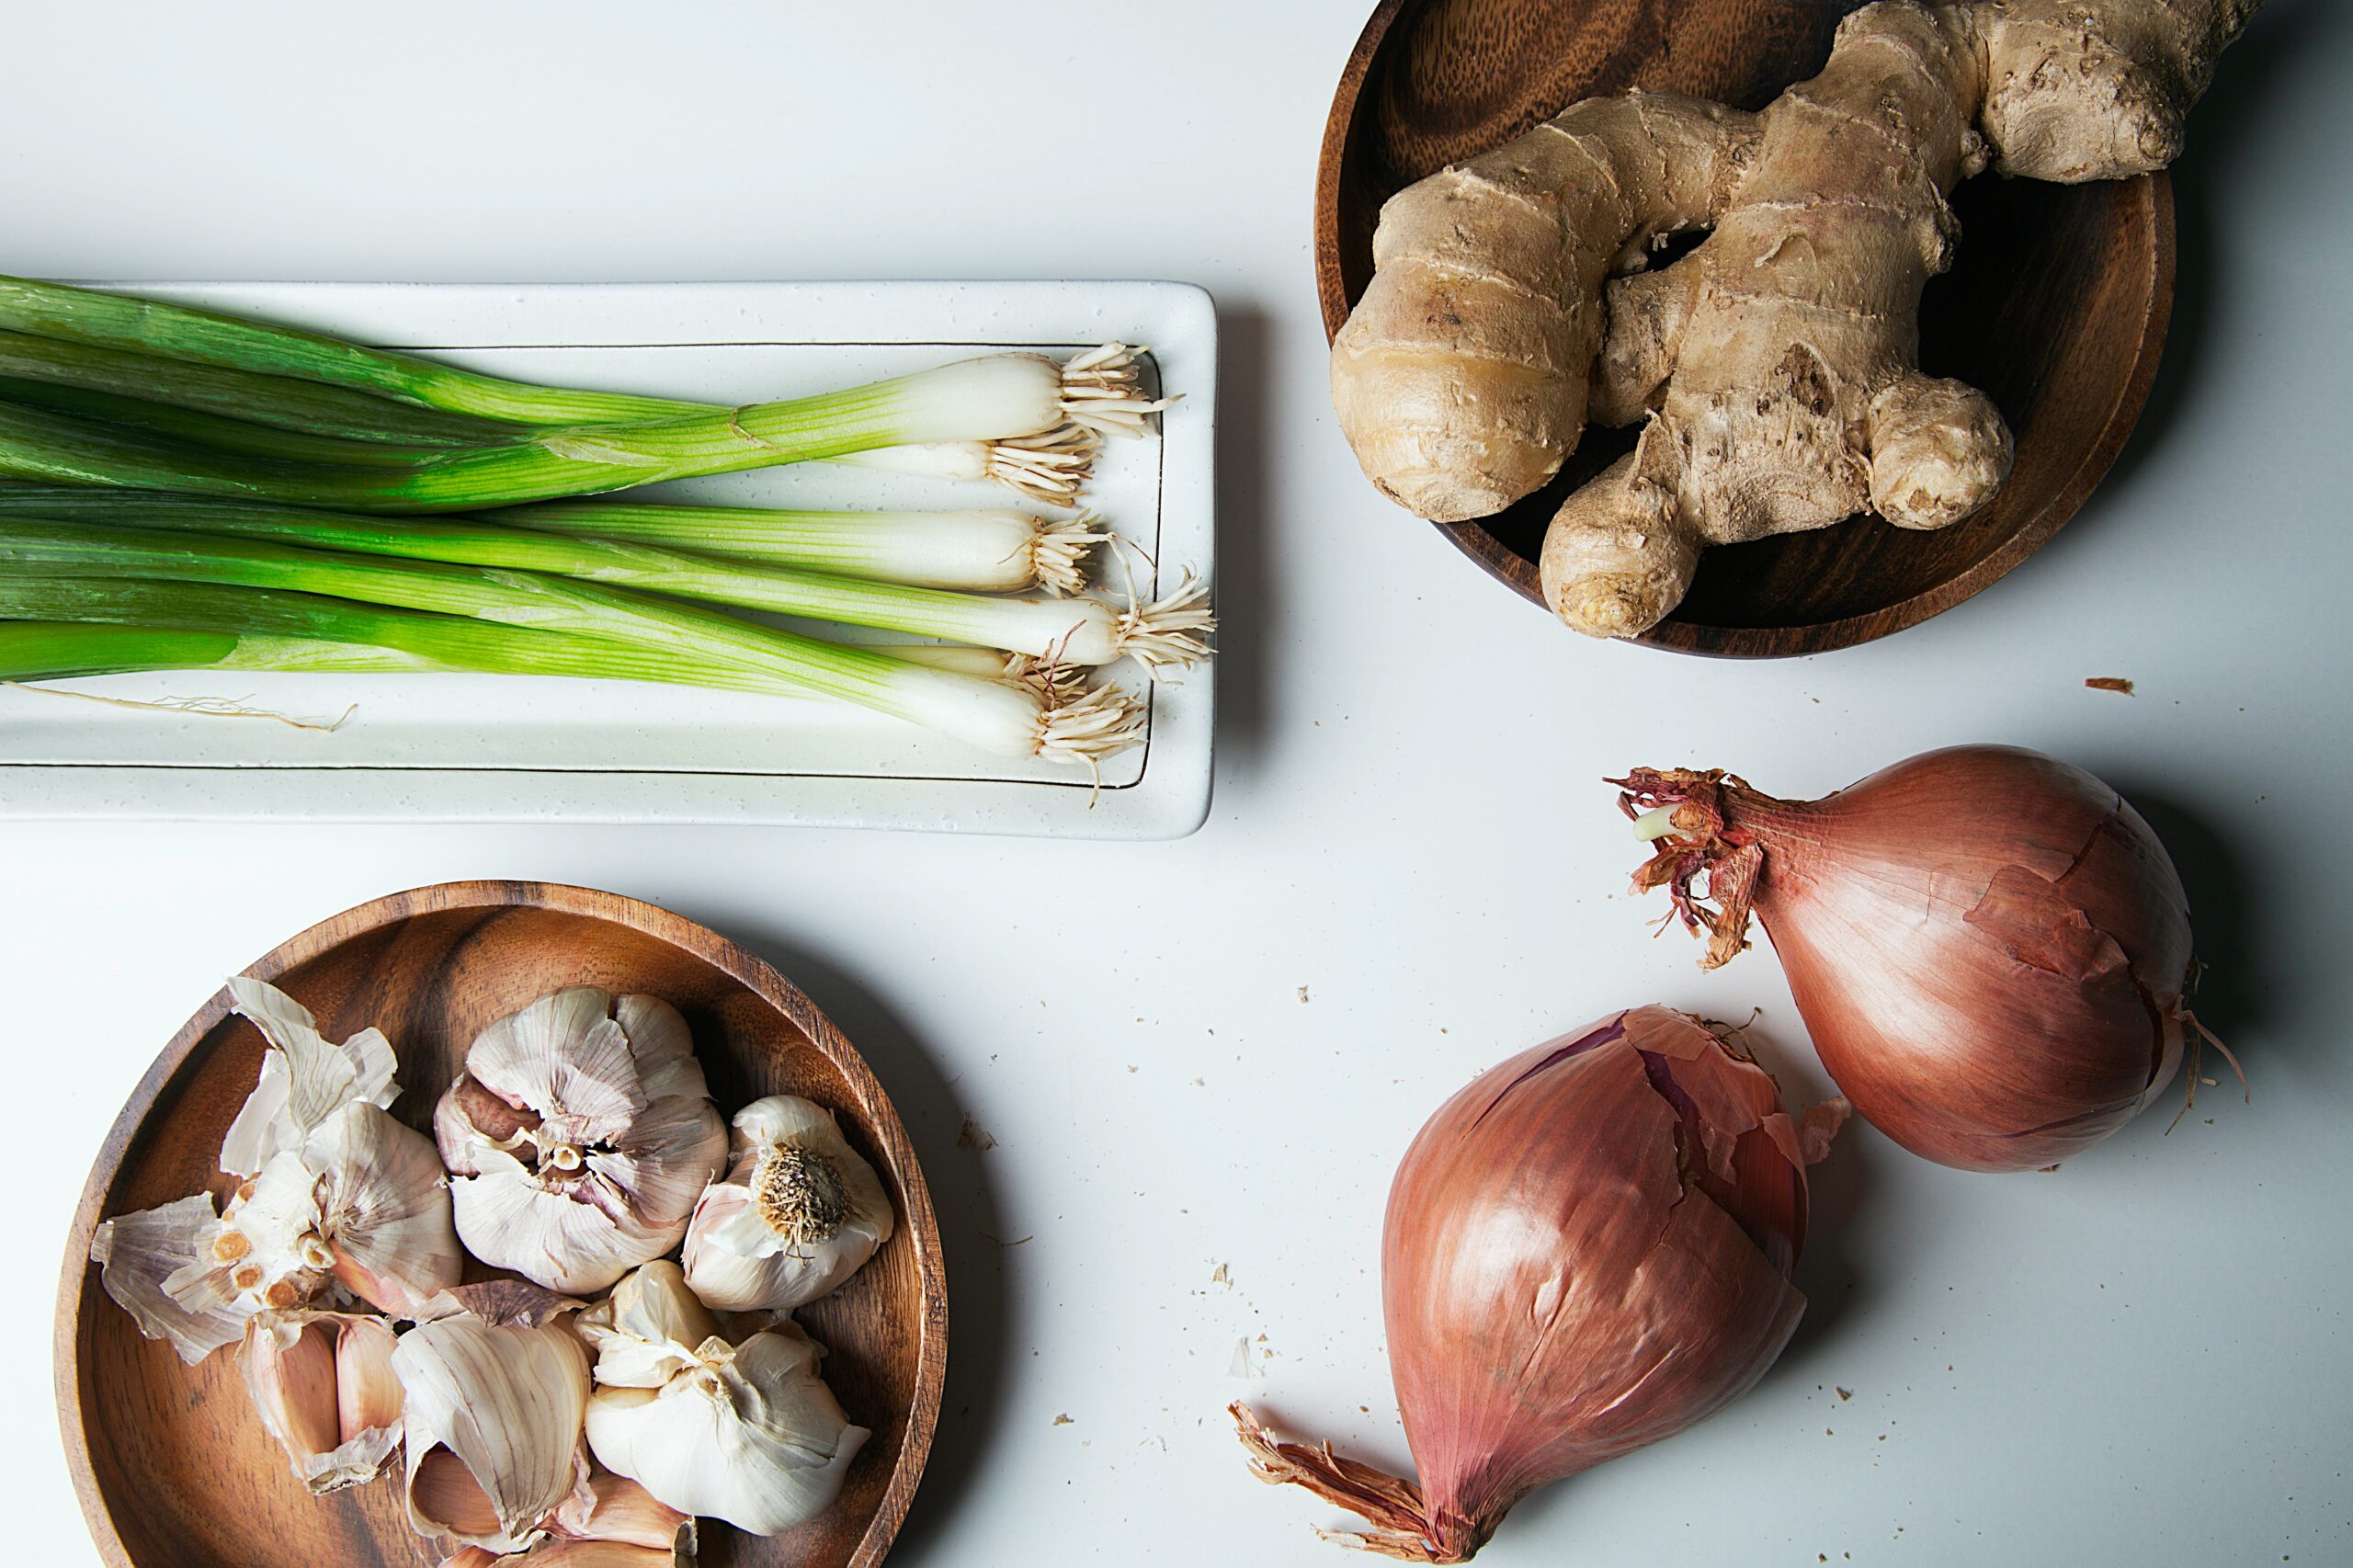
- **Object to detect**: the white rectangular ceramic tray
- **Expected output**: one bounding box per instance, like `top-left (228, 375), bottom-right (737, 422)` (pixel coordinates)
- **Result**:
top-left (0, 280), bottom-right (1216, 836)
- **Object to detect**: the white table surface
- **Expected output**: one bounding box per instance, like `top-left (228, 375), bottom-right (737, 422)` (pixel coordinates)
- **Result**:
top-left (5, 3), bottom-right (2347, 1565)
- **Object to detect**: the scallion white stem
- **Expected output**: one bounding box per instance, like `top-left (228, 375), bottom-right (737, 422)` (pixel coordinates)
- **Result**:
top-left (827, 425), bottom-right (1101, 506)
top-left (492, 500), bottom-right (1104, 595)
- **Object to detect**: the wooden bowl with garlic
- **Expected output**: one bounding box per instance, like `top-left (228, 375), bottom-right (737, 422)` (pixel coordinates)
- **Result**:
top-left (54, 881), bottom-right (946, 1568)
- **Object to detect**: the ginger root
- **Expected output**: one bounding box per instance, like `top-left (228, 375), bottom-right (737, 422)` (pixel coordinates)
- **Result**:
top-left (1331, 0), bottom-right (2256, 638)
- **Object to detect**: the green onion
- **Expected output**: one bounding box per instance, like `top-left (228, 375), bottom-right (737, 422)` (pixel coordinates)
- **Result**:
top-left (0, 619), bottom-right (426, 682)
top-left (0, 326), bottom-right (508, 443)
top-left (0, 377), bottom-right (478, 468)
top-left (487, 499), bottom-right (1104, 595)
top-left (0, 491), bottom-right (1207, 666)
top-left (0, 347), bottom-right (1157, 513)
top-left (0, 576), bottom-right (1073, 706)
top-left (0, 276), bottom-right (708, 426)
top-left (0, 484), bottom-right (1107, 595)
top-left (0, 521), bottom-right (1142, 764)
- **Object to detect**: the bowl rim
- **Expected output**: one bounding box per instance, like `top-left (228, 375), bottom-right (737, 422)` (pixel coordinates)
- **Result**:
top-left (1313, 0), bottom-right (2177, 659)
top-left (52, 878), bottom-right (948, 1568)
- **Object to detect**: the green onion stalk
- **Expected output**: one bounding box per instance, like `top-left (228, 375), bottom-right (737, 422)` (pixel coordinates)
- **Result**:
top-left (0, 491), bottom-right (1207, 668)
top-left (0, 576), bottom-right (1085, 705)
top-left (0, 344), bottom-right (1161, 513)
top-left (0, 278), bottom-right (1154, 502)
top-left (0, 523), bottom-right (1142, 766)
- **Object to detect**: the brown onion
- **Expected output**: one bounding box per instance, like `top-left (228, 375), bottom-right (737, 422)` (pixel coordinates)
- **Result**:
top-left (1233, 1006), bottom-right (1841, 1562)
top-left (1612, 744), bottom-right (2234, 1172)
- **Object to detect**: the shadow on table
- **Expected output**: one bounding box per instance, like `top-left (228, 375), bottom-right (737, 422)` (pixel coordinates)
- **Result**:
top-left (2063, 0), bottom-right (2348, 549)
top-left (706, 918), bottom-right (1015, 1561)
top-left (1207, 296), bottom-right (1279, 783)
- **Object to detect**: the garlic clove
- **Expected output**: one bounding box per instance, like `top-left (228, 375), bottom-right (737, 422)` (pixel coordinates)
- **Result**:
top-left (467, 988), bottom-right (646, 1145)
top-left (442, 991), bottom-right (726, 1295)
top-left (584, 1308), bottom-right (869, 1537)
top-left (335, 1310), bottom-right (404, 1443)
top-left (89, 1194), bottom-right (249, 1365)
top-left (393, 1289), bottom-right (593, 1554)
top-left (241, 1310), bottom-right (404, 1493)
top-left (574, 1261), bottom-right (719, 1390)
top-left (551, 1469), bottom-right (699, 1557)
top-left (305, 1100), bottom-right (462, 1317)
top-left (611, 995), bottom-right (709, 1106)
top-left (219, 976), bottom-right (398, 1178)
top-left (680, 1095), bottom-right (894, 1312)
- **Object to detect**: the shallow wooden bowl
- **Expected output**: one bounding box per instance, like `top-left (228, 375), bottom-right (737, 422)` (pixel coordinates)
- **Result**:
top-left (55, 881), bottom-right (946, 1568)
top-left (1316, 0), bottom-right (2174, 657)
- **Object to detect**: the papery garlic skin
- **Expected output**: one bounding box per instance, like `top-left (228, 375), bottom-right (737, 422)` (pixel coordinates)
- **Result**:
top-left (439, 990), bottom-right (726, 1295)
top-left (89, 1194), bottom-right (252, 1365)
top-left (219, 976), bottom-right (399, 1178)
top-left (240, 1310), bottom-right (403, 1493)
top-left (680, 1095), bottom-right (893, 1312)
top-left (581, 1261), bottom-right (870, 1536)
top-left (393, 1288), bottom-right (593, 1555)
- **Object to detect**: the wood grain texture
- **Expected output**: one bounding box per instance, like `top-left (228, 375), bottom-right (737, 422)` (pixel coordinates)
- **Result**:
top-left (54, 881), bottom-right (946, 1568)
top-left (1315, 0), bottom-right (2175, 658)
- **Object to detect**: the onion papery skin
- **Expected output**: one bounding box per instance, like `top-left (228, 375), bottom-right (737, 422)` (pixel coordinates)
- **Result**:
top-left (1235, 1006), bottom-right (1829, 1562)
top-left (1618, 745), bottom-right (2193, 1172)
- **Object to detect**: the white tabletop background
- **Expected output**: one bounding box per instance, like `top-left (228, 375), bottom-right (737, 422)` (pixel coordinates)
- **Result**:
top-left (4, 2), bottom-right (2347, 1564)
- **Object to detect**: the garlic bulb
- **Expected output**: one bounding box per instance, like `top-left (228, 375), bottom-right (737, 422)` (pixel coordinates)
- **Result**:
top-left (680, 1095), bottom-right (893, 1312)
top-left (579, 1261), bottom-right (869, 1536)
top-left (393, 1283), bottom-right (593, 1556)
top-left (219, 975), bottom-right (399, 1177)
top-left (438, 990), bottom-right (726, 1295)
top-left (239, 1309), bottom-right (403, 1493)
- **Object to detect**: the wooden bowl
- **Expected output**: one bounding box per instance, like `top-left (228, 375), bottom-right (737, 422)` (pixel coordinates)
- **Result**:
top-left (1315, 0), bottom-right (2174, 657)
top-left (54, 881), bottom-right (946, 1568)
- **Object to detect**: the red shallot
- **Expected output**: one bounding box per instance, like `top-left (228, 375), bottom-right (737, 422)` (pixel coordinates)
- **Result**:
top-left (1232, 1006), bottom-right (1841, 1562)
top-left (1612, 744), bottom-right (2240, 1172)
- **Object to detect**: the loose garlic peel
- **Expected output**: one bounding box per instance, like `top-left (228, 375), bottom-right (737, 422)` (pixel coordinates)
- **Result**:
top-left (680, 1095), bottom-right (893, 1312)
top-left (438, 990), bottom-right (727, 1295)
top-left (239, 1309), bottom-right (403, 1494)
top-left (219, 974), bottom-right (399, 1178)
top-left (392, 1289), bottom-right (593, 1555)
top-left (579, 1262), bottom-right (868, 1537)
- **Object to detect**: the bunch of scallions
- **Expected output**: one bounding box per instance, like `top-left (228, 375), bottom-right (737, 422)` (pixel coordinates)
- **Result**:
top-left (0, 276), bottom-right (1211, 768)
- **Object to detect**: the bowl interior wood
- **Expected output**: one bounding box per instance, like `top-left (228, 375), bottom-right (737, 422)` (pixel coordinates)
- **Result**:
top-left (56, 881), bottom-right (945, 1568)
top-left (1315, 0), bottom-right (2174, 658)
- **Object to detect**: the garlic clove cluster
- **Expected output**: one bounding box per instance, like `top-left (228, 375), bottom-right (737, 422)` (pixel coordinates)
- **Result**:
top-left (438, 990), bottom-right (727, 1296)
top-left (239, 1309), bottom-right (404, 1494)
top-left (680, 1095), bottom-right (894, 1312)
top-left (392, 1283), bottom-right (594, 1556)
top-left (90, 980), bottom-right (460, 1360)
top-left (579, 1261), bottom-right (869, 1536)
